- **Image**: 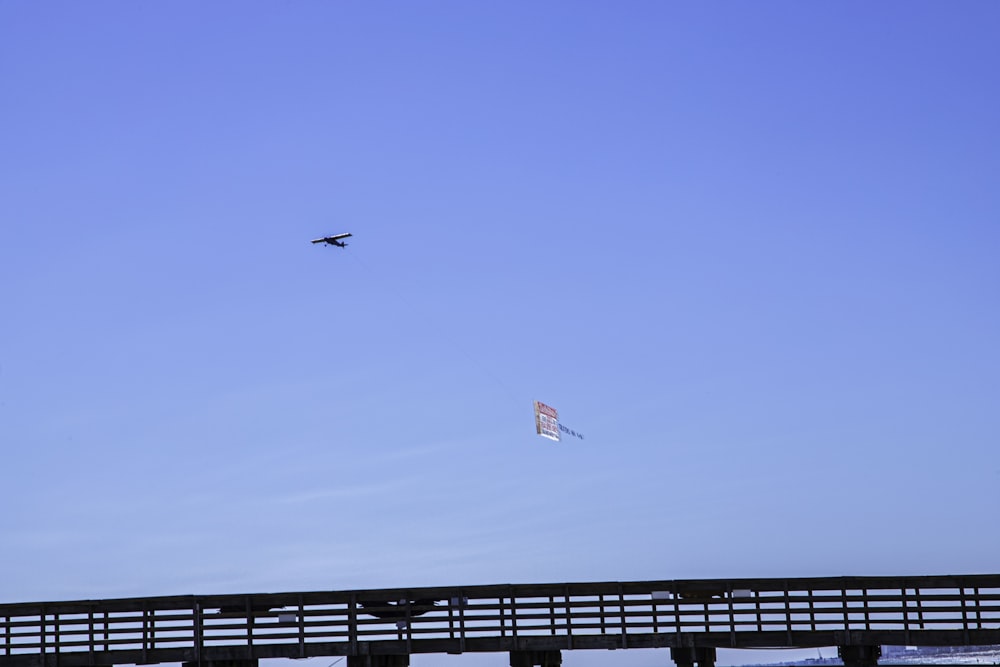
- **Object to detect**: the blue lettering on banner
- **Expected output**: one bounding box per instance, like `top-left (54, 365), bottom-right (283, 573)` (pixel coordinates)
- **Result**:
top-left (558, 424), bottom-right (585, 440)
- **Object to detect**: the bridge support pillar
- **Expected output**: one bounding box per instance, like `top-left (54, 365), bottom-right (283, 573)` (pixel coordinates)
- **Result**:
top-left (510, 650), bottom-right (562, 667)
top-left (838, 645), bottom-right (881, 667)
top-left (348, 656), bottom-right (410, 667)
top-left (671, 647), bottom-right (716, 667)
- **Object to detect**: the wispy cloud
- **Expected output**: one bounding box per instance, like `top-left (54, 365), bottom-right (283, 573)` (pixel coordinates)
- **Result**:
top-left (271, 480), bottom-right (405, 505)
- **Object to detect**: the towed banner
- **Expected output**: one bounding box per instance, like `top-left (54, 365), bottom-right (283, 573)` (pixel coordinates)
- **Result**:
top-left (533, 400), bottom-right (584, 442)
top-left (533, 400), bottom-right (560, 441)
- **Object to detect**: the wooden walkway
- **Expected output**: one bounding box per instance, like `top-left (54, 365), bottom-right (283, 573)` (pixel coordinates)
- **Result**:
top-left (2, 575), bottom-right (998, 667)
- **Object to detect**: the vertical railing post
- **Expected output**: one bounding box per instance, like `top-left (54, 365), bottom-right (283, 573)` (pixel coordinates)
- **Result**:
top-left (901, 583), bottom-right (910, 645)
top-left (193, 601), bottom-right (203, 667)
top-left (974, 586), bottom-right (983, 630)
top-left (808, 589), bottom-right (816, 632)
top-left (499, 594), bottom-right (507, 639)
top-left (841, 587), bottom-right (849, 631)
top-left (244, 596), bottom-right (254, 659)
top-left (960, 587), bottom-right (970, 645)
top-left (447, 595), bottom-right (456, 641)
top-left (862, 587), bottom-right (870, 631)
top-left (549, 596), bottom-right (556, 636)
top-left (673, 582), bottom-right (681, 636)
top-left (651, 590), bottom-right (659, 635)
top-left (39, 605), bottom-right (46, 667)
top-left (348, 594), bottom-right (358, 658)
top-left (404, 592), bottom-right (412, 654)
top-left (297, 594), bottom-right (305, 659)
top-left (141, 602), bottom-right (149, 664)
top-left (53, 610), bottom-right (60, 667)
top-left (564, 587), bottom-right (572, 650)
top-left (617, 584), bottom-right (628, 649)
top-left (784, 582), bottom-right (792, 646)
top-left (915, 588), bottom-right (925, 629)
top-left (457, 589), bottom-right (466, 653)
top-left (510, 587), bottom-right (518, 642)
top-left (727, 582), bottom-right (737, 647)
top-left (755, 590), bottom-right (762, 633)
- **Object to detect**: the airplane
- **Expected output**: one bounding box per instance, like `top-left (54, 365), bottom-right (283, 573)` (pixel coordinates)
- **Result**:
top-left (311, 232), bottom-right (352, 247)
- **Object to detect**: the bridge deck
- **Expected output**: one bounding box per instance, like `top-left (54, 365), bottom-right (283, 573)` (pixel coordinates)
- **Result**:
top-left (1, 575), bottom-right (998, 667)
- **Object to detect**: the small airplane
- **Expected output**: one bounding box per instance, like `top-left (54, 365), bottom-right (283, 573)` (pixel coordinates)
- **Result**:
top-left (311, 232), bottom-right (352, 247)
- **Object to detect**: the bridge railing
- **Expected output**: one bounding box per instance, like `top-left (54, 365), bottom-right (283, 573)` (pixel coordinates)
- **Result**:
top-left (1, 575), bottom-right (999, 663)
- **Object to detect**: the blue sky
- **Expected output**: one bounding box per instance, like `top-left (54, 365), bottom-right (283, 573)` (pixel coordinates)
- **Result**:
top-left (2, 4), bottom-right (999, 663)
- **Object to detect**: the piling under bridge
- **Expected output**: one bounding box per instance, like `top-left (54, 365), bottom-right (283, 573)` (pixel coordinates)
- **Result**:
top-left (2, 575), bottom-right (998, 667)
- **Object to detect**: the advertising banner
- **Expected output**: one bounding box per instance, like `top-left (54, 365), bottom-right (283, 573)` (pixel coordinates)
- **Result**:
top-left (533, 400), bottom-right (560, 441)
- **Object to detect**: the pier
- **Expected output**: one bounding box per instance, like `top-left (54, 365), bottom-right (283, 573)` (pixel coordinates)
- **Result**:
top-left (2, 574), bottom-right (997, 667)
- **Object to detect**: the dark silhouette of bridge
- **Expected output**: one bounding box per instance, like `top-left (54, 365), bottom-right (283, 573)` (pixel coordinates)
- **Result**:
top-left (2, 575), bottom-right (998, 667)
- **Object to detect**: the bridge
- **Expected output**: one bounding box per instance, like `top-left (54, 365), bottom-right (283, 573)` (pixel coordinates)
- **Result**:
top-left (2, 575), bottom-right (998, 667)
